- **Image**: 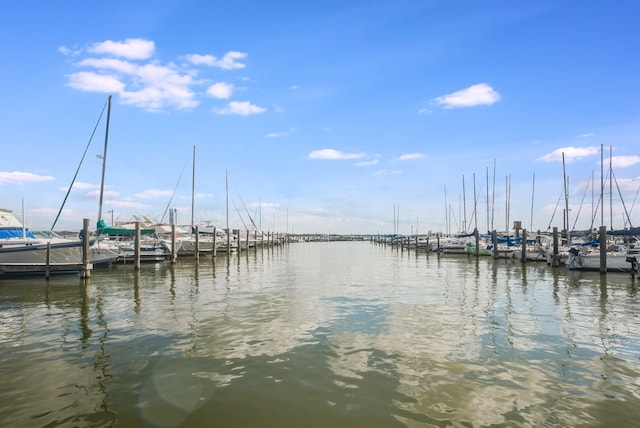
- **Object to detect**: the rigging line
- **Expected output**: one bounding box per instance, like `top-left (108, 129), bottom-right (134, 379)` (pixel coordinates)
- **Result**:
top-left (546, 188), bottom-right (565, 231)
top-left (160, 155), bottom-right (190, 223)
top-left (589, 174), bottom-right (611, 228)
top-left (229, 174), bottom-right (260, 231)
top-left (628, 181), bottom-right (640, 220)
top-left (229, 194), bottom-right (248, 229)
top-left (571, 174), bottom-right (592, 231)
top-left (51, 99), bottom-right (108, 232)
top-left (611, 169), bottom-right (634, 229)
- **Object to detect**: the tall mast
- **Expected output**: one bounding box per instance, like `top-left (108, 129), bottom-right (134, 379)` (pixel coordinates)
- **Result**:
top-left (473, 172), bottom-right (478, 233)
top-left (491, 159), bottom-right (496, 232)
top-left (97, 95), bottom-right (111, 224)
top-left (486, 166), bottom-right (489, 233)
top-left (226, 169), bottom-right (230, 250)
top-left (191, 145), bottom-right (196, 236)
top-left (562, 152), bottom-right (569, 242)
top-left (530, 173), bottom-right (535, 231)
top-left (609, 145), bottom-right (613, 230)
top-left (462, 175), bottom-right (467, 233)
top-left (600, 144), bottom-right (604, 227)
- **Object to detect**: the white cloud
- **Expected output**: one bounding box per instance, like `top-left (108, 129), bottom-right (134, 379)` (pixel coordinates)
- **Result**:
top-left (77, 57), bottom-right (137, 73)
top-left (578, 133), bottom-right (595, 138)
top-left (213, 101), bottom-right (266, 116)
top-left (66, 71), bottom-right (126, 93)
top-left (433, 83), bottom-right (501, 108)
top-left (108, 200), bottom-right (148, 209)
top-left (89, 38), bottom-right (155, 60)
top-left (207, 82), bottom-right (234, 99)
top-left (396, 153), bottom-right (424, 161)
top-left (184, 51), bottom-right (247, 69)
top-left (373, 169), bottom-right (402, 176)
top-left (61, 39), bottom-right (250, 112)
top-left (418, 108), bottom-right (432, 115)
top-left (0, 171), bottom-right (55, 185)
top-left (86, 189), bottom-right (119, 200)
top-left (611, 155), bottom-right (640, 168)
top-left (134, 189), bottom-right (173, 199)
top-left (537, 146), bottom-right (599, 162)
top-left (354, 159), bottom-right (379, 167)
top-left (194, 192), bottom-right (214, 200)
top-left (265, 128), bottom-right (296, 138)
top-left (308, 149), bottom-right (366, 160)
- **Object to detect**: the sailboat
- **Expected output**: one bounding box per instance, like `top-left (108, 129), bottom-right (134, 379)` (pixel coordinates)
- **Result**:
top-left (93, 95), bottom-right (169, 262)
top-left (95, 96), bottom-right (155, 237)
top-left (565, 145), bottom-right (639, 272)
top-left (159, 146), bottom-right (220, 256)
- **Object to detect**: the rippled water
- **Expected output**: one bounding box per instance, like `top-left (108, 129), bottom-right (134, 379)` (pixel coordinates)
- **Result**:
top-left (1, 241), bottom-right (639, 427)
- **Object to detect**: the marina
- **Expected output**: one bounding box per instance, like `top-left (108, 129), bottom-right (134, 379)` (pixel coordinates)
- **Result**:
top-left (1, 241), bottom-right (639, 427)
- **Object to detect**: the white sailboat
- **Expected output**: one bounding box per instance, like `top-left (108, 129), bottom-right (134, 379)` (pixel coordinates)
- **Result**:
top-left (0, 207), bottom-right (117, 276)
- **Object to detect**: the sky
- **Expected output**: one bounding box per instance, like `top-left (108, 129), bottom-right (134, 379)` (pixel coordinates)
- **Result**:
top-left (1, 0), bottom-right (639, 235)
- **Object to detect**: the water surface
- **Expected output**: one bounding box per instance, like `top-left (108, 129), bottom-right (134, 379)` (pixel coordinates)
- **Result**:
top-left (1, 242), bottom-right (639, 427)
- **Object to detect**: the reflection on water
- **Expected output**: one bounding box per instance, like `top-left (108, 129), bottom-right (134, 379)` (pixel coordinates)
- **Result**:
top-left (1, 242), bottom-right (639, 427)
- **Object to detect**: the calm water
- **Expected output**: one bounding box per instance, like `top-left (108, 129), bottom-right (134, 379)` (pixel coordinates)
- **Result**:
top-left (1, 241), bottom-right (639, 427)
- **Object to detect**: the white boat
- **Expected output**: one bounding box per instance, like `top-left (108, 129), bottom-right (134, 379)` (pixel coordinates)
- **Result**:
top-left (116, 239), bottom-right (171, 262)
top-left (566, 242), bottom-right (640, 272)
top-left (0, 208), bottom-right (119, 276)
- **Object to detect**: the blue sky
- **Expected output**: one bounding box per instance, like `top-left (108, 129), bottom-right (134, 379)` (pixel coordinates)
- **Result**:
top-left (1, 0), bottom-right (639, 235)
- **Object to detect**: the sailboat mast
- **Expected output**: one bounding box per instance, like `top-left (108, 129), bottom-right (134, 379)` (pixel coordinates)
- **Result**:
top-left (486, 166), bottom-right (489, 233)
top-left (226, 169), bottom-right (230, 250)
top-left (473, 173), bottom-right (478, 233)
top-left (609, 145), bottom-right (613, 230)
top-left (562, 152), bottom-right (570, 242)
top-left (530, 173), bottom-right (535, 231)
top-left (462, 175), bottom-right (467, 233)
top-left (600, 144), bottom-right (604, 227)
top-left (191, 145), bottom-right (196, 237)
top-left (98, 95), bottom-right (111, 224)
top-left (491, 159), bottom-right (496, 232)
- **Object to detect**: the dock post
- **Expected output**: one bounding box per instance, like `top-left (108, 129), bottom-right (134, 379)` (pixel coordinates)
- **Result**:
top-left (45, 241), bottom-right (51, 279)
top-left (599, 225), bottom-right (607, 274)
top-left (474, 229), bottom-right (480, 257)
top-left (194, 225), bottom-right (200, 260)
top-left (171, 224), bottom-right (177, 263)
top-left (134, 222), bottom-right (141, 270)
top-left (552, 227), bottom-right (559, 267)
top-left (80, 218), bottom-right (92, 279)
top-left (246, 229), bottom-right (249, 252)
top-left (212, 227), bottom-right (217, 257)
top-left (492, 230), bottom-right (498, 259)
top-left (521, 229), bottom-right (527, 262)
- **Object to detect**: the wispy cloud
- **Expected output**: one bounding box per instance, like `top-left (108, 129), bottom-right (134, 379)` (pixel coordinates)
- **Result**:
top-left (373, 169), bottom-right (402, 176)
top-left (354, 159), bottom-right (379, 167)
top-left (308, 149), bottom-right (366, 160)
top-left (213, 101), bottom-right (266, 116)
top-left (610, 155), bottom-right (640, 168)
top-left (537, 146), bottom-right (599, 162)
top-left (183, 51), bottom-right (247, 69)
top-left (0, 171), bottom-right (55, 185)
top-left (207, 82), bottom-right (235, 99)
top-left (433, 83), bottom-right (501, 108)
top-left (265, 128), bottom-right (297, 138)
top-left (395, 153), bottom-right (424, 161)
top-left (134, 189), bottom-right (173, 199)
top-left (578, 133), bottom-right (595, 138)
top-left (89, 38), bottom-right (155, 60)
top-left (60, 38), bottom-right (253, 112)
